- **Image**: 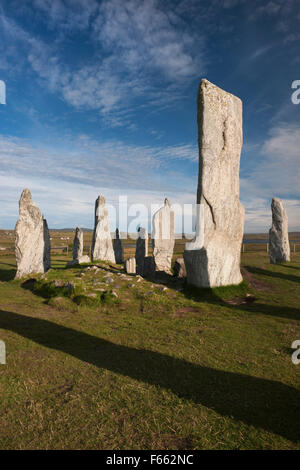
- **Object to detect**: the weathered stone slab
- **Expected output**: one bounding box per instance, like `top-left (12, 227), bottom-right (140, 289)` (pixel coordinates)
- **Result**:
top-left (143, 256), bottom-right (156, 278)
top-left (113, 228), bottom-right (124, 264)
top-left (269, 197), bottom-right (290, 263)
top-left (184, 79), bottom-right (244, 287)
top-left (135, 227), bottom-right (148, 275)
top-left (152, 198), bottom-right (175, 273)
top-left (15, 189), bottom-right (51, 279)
top-left (174, 257), bottom-right (186, 278)
top-left (91, 195), bottom-right (115, 263)
top-left (124, 257), bottom-right (136, 274)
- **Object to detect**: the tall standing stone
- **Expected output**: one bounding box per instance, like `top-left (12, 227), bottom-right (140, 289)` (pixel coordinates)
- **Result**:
top-left (15, 189), bottom-right (51, 279)
top-left (152, 198), bottom-right (175, 273)
top-left (269, 197), bottom-right (290, 263)
top-left (113, 228), bottom-right (124, 264)
top-left (135, 227), bottom-right (148, 275)
top-left (91, 195), bottom-right (115, 263)
top-left (184, 79), bottom-right (244, 288)
top-left (43, 219), bottom-right (51, 272)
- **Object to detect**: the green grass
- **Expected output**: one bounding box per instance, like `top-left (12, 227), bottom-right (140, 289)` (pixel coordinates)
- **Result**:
top-left (0, 252), bottom-right (299, 449)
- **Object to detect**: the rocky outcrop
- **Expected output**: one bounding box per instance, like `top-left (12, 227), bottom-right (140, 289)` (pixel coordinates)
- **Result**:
top-left (269, 197), bottom-right (290, 263)
top-left (15, 189), bottom-right (51, 279)
top-left (152, 198), bottom-right (175, 273)
top-left (184, 79), bottom-right (244, 287)
top-left (91, 195), bottom-right (115, 263)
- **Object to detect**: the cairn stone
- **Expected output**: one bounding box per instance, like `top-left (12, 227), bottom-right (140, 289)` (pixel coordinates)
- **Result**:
top-left (152, 198), bottom-right (175, 273)
top-left (174, 258), bottom-right (186, 278)
top-left (15, 189), bottom-right (51, 279)
top-left (184, 79), bottom-right (244, 287)
top-left (91, 195), bottom-right (115, 263)
top-left (269, 198), bottom-right (290, 263)
top-left (66, 227), bottom-right (90, 267)
top-left (124, 257), bottom-right (136, 274)
top-left (113, 228), bottom-right (124, 264)
top-left (135, 227), bottom-right (148, 275)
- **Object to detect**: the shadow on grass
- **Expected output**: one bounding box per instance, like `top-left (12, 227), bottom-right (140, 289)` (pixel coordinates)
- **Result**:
top-left (245, 266), bottom-right (300, 284)
top-left (0, 267), bottom-right (16, 281)
top-left (183, 284), bottom-right (300, 321)
top-left (0, 308), bottom-right (299, 443)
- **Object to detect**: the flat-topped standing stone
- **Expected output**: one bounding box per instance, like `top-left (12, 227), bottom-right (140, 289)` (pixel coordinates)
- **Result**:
top-left (124, 257), bottom-right (136, 274)
top-left (15, 189), bottom-right (51, 279)
top-left (152, 198), bottom-right (175, 273)
top-left (113, 228), bottom-right (124, 264)
top-left (184, 79), bottom-right (244, 287)
top-left (66, 227), bottom-right (90, 267)
top-left (269, 197), bottom-right (290, 263)
top-left (91, 195), bottom-right (115, 263)
top-left (135, 227), bottom-right (148, 275)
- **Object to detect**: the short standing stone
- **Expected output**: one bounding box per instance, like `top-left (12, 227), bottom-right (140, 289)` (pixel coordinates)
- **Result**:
top-left (143, 256), bottom-right (156, 278)
top-left (66, 227), bottom-right (90, 266)
top-left (15, 189), bottom-right (51, 279)
top-left (184, 79), bottom-right (244, 287)
top-left (174, 258), bottom-right (186, 278)
top-left (124, 257), bottom-right (136, 274)
top-left (135, 227), bottom-right (148, 275)
top-left (269, 197), bottom-right (290, 263)
top-left (91, 195), bottom-right (115, 263)
top-left (152, 198), bottom-right (175, 273)
top-left (113, 228), bottom-right (124, 264)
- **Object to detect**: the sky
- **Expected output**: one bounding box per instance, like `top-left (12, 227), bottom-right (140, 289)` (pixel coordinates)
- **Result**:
top-left (0, 0), bottom-right (299, 233)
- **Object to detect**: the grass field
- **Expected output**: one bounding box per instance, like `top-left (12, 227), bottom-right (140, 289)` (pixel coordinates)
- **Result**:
top-left (0, 248), bottom-right (299, 450)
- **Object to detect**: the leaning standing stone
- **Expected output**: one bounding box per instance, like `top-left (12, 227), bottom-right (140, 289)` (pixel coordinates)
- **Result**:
top-left (91, 195), bottom-right (115, 263)
top-left (15, 189), bottom-right (51, 279)
top-left (269, 197), bottom-right (290, 263)
top-left (135, 227), bottom-right (148, 275)
top-left (152, 198), bottom-right (175, 274)
top-left (113, 228), bottom-right (124, 264)
top-left (184, 79), bottom-right (244, 287)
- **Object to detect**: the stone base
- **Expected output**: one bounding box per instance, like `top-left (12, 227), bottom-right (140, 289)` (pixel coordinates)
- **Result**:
top-left (184, 245), bottom-right (243, 288)
top-left (66, 255), bottom-right (91, 267)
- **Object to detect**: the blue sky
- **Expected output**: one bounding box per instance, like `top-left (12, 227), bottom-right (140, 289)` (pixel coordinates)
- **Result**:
top-left (0, 0), bottom-right (299, 232)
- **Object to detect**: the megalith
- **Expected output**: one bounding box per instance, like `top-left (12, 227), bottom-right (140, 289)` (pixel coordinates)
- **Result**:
top-left (135, 227), bottom-right (148, 275)
top-left (269, 197), bottom-right (290, 263)
top-left (113, 228), bottom-right (124, 264)
top-left (91, 195), bottom-right (115, 263)
top-left (15, 189), bottom-right (51, 279)
top-left (66, 227), bottom-right (90, 266)
top-left (124, 257), bottom-right (136, 274)
top-left (184, 79), bottom-right (244, 287)
top-left (152, 198), bottom-right (175, 273)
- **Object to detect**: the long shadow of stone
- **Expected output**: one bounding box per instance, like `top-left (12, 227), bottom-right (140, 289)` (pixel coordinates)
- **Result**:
top-left (183, 285), bottom-right (300, 322)
top-left (245, 266), bottom-right (300, 284)
top-left (0, 309), bottom-right (299, 443)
